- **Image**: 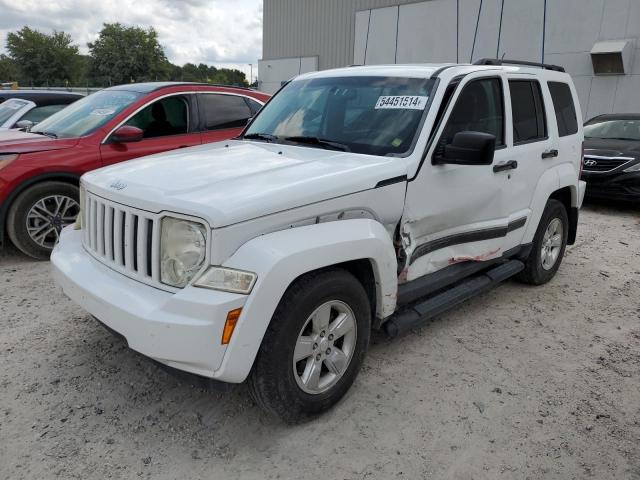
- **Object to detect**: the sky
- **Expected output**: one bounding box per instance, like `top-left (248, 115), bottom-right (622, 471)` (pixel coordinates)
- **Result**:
top-left (0, 0), bottom-right (263, 82)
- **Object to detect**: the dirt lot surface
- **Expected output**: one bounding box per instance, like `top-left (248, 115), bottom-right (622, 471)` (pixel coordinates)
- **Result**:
top-left (1, 202), bottom-right (639, 480)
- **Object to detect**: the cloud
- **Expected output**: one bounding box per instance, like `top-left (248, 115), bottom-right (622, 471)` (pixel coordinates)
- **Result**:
top-left (0, 0), bottom-right (262, 77)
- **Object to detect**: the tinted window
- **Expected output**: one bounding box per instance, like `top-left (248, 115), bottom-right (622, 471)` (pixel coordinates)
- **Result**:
top-left (125, 96), bottom-right (189, 138)
top-left (548, 82), bottom-right (578, 137)
top-left (440, 77), bottom-right (504, 146)
top-left (201, 94), bottom-right (252, 130)
top-left (245, 97), bottom-right (263, 116)
top-left (20, 104), bottom-right (66, 124)
top-left (509, 80), bottom-right (547, 143)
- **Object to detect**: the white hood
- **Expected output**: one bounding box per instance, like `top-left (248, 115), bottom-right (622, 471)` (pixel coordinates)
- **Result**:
top-left (84, 140), bottom-right (408, 228)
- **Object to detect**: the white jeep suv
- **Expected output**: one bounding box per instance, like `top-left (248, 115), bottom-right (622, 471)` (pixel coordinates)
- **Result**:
top-left (52, 60), bottom-right (586, 422)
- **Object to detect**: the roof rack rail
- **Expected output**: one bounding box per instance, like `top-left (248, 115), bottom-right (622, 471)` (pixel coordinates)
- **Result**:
top-left (473, 58), bottom-right (565, 72)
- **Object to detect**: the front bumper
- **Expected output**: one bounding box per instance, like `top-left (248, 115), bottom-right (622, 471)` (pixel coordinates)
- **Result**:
top-left (51, 227), bottom-right (247, 379)
top-left (582, 171), bottom-right (640, 201)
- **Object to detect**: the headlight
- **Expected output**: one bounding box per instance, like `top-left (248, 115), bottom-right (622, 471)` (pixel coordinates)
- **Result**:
top-left (194, 267), bottom-right (257, 294)
top-left (160, 217), bottom-right (207, 288)
top-left (624, 162), bottom-right (640, 172)
top-left (0, 153), bottom-right (18, 171)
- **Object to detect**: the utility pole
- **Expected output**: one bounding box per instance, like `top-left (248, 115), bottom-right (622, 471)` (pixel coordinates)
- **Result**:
top-left (248, 63), bottom-right (253, 86)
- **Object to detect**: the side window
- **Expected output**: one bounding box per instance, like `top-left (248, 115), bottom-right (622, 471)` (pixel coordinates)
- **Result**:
top-left (439, 77), bottom-right (505, 147)
top-left (125, 96), bottom-right (189, 138)
top-left (200, 94), bottom-right (252, 130)
top-left (20, 104), bottom-right (66, 124)
top-left (244, 97), bottom-right (263, 116)
top-left (509, 80), bottom-right (547, 144)
top-left (548, 82), bottom-right (578, 137)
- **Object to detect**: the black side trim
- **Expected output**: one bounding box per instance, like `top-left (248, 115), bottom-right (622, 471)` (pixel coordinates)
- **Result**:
top-left (375, 175), bottom-right (407, 188)
top-left (409, 216), bottom-right (527, 265)
top-left (430, 65), bottom-right (457, 79)
top-left (568, 207), bottom-right (578, 245)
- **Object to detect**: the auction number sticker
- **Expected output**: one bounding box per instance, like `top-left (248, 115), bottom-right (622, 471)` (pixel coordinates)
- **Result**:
top-left (375, 95), bottom-right (428, 110)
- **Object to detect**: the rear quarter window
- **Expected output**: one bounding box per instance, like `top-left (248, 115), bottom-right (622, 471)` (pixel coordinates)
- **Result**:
top-left (548, 82), bottom-right (578, 137)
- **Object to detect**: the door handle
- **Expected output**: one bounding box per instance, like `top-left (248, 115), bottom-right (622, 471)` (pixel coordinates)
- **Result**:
top-left (493, 160), bottom-right (518, 173)
top-left (541, 149), bottom-right (558, 159)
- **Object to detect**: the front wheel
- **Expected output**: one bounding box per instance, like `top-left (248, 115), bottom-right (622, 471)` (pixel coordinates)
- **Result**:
top-left (248, 269), bottom-right (371, 423)
top-left (7, 181), bottom-right (80, 259)
top-left (517, 199), bottom-right (569, 285)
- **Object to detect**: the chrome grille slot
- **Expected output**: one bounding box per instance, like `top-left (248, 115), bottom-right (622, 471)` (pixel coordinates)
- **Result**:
top-left (82, 191), bottom-right (159, 287)
top-left (583, 156), bottom-right (632, 173)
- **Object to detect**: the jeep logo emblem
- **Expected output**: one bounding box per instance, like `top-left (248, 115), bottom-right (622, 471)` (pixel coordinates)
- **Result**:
top-left (584, 159), bottom-right (597, 167)
top-left (109, 180), bottom-right (127, 190)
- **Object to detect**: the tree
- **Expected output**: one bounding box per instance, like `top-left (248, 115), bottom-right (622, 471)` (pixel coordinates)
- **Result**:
top-left (88, 23), bottom-right (168, 85)
top-left (6, 27), bottom-right (82, 85)
top-left (0, 54), bottom-right (19, 82)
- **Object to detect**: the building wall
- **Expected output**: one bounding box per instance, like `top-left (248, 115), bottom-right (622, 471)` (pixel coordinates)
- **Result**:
top-left (261, 0), bottom-right (640, 119)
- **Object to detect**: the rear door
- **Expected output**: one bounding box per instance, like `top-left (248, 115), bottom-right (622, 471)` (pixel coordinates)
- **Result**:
top-left (100, 93), bottom-right (201, 166)
top-left (198, 93), bottom-right (256, 144)
top-left (502, 76), bottom-right (557, 250)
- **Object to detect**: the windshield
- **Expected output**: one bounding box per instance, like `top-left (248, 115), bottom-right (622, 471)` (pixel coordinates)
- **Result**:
top-left (584, 118), bottom-right (640, 141)
top-left (0, 99), bottom-right (29, 125)
top-left (245, 76), bottom-right (436, 156)
top-left (31, 90), bottom-right (143, 138)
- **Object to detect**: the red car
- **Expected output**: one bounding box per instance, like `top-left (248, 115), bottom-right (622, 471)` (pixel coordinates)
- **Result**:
top-left (0, 82), bottom-right (270, 258)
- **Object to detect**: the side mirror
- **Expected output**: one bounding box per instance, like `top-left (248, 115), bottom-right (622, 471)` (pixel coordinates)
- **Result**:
top-left (15, 120), bottom-right (34, 130)
top-left (111, 125), bottom-right (143, 143)
top-left (436, 131), bottom-right (496, 166)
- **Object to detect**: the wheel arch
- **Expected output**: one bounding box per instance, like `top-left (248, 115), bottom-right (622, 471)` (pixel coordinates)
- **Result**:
top-left (211, 219), bottom-right (398, 383)
top-left (1, 172), bottom-right (80, 248)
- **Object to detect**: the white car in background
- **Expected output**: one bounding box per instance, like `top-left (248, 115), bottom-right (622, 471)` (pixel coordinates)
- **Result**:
top-left (0, 91), bottom-right (83, 130)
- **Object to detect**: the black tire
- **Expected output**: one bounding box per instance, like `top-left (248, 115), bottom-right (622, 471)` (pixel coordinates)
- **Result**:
top-left (248, 268), bottom-right (371, 423)
top-left (7, 181), bottom-right (79, 260)
top-left (517, 199), bottom-right (569, 285)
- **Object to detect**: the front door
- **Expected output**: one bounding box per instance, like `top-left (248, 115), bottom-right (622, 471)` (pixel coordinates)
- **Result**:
top-left (100, 94), bottom-right (201, 166)
top-left (402, 73), bottom-right (514, 282)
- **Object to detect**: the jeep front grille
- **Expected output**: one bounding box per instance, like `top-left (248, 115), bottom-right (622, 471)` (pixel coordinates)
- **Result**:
top-left (583, 156), bottom-right (633, 173)
top-left (82, 191), bottom-right (161, 287)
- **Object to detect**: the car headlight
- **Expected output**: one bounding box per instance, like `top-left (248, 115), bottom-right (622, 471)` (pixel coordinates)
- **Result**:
top-left (624, 162), bottom-right (640, 172)
top-left (0, 153), bottom-right (18, 171)
top-left (194, 267), bottom-right (257, 294)
top-left (160, 217), bottom-right (207, 288)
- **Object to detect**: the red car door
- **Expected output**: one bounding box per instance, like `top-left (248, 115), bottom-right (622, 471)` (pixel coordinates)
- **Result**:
top-left (198, 93), bottom-right (256, 144)
top-left (100, 93), bottom-right (201, 166)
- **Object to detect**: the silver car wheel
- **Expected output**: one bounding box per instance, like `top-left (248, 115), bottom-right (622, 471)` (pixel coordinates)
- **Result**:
top-left (293, 300), bottom-right (357, 395)
top-left (540, 217), bottom-right (563, 270)
top-left (26, 195), bottom-right (79, 248)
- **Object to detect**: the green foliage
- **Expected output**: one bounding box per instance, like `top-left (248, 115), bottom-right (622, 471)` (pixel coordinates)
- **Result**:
top-left (3, 24), bottom-right (249, 88)
top-left (88, 23), bottom-right (168, 85)
top-left (6, 27), bottom-right (82, 85)
top-left (0, 54), bottom-right (19, 82)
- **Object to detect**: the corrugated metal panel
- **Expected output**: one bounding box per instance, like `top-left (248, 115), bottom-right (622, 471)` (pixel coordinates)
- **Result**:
top-left (263, 0), bottom-right (427, 70)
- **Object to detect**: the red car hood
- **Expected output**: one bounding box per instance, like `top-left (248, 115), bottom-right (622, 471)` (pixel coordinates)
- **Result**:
top-left (0, 129), bottom-right (79, 153)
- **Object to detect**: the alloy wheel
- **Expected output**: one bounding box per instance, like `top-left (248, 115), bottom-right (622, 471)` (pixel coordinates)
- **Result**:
top-left (25, 195), bottom-right (79, 249)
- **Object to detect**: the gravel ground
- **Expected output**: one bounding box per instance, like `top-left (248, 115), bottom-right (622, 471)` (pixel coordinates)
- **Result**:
top-left (1, 202), bottom-right (639, 480)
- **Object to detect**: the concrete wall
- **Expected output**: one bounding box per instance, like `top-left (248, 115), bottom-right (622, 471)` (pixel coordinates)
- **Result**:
top-left (261, 0), bottom-right (640, 118)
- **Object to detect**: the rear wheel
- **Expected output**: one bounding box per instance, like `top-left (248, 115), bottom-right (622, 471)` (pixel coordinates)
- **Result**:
top-left (248, 269), bottom-right (371, 423)
top-left (517, 199), bottom-right (568, 285)
top-left (7, 181), bottom-right (79, 259)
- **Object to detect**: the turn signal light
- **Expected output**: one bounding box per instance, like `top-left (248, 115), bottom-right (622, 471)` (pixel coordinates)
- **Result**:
top-left (221, 308), bottom-right (242, 345)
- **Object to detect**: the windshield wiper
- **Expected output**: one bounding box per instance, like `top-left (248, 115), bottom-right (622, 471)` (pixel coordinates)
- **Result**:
top-left (242, 132), bottom-right (279, 142)
top-left (283, 136), bottom-right (351, 152)
top-left (33, 131), bottom-right (58, 139)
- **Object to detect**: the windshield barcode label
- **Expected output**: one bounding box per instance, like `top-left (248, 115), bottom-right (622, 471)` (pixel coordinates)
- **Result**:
top-left (375, 96), bottom-right (428, 110)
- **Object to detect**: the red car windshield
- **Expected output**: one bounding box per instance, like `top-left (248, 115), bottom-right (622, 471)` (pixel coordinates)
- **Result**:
top-left (30, 90), bottom-right (142, 138)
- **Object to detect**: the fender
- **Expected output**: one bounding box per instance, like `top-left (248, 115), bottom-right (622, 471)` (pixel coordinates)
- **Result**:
top-left (212, 218), bottom-right (398, 382)
top-left (556, 162), bottom-right (581, 207)
top-left (0, 171), bottom-right (80, 248)
top-left (522, 167), bottom-right (560, 243)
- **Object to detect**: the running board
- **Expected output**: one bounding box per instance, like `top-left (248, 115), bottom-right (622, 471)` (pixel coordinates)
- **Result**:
top-left (384, 260), bottom-right (524, 338)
